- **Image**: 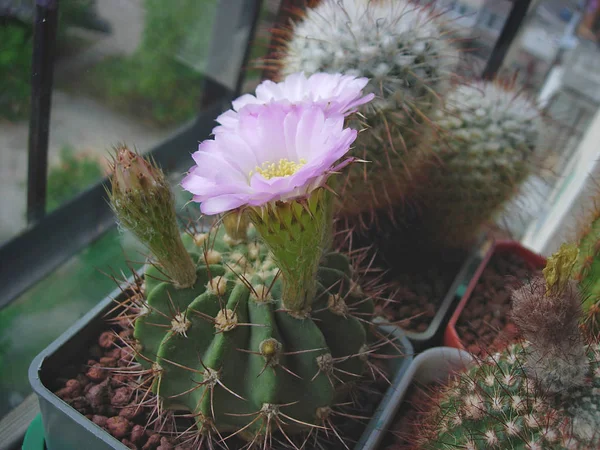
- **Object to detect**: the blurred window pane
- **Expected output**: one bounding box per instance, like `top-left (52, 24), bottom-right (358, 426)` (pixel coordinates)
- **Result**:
top-left (493, 0), bottom-right (600, 248)
top-left (0, 8), bottom-right (33, 244)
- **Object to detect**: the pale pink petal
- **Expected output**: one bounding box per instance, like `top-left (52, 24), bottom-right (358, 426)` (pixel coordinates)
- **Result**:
top-left (183, 83), bottom-right (370, 215)
top-left (200, 195), bottom-right (249, 215)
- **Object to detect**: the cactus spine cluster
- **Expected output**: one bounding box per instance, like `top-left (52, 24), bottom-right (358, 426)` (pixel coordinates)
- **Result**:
top-left (416, 80), bottom-right (543, 249)
top-left (276, 0), bottom-right (458, 219)
top-left (573, 195), bottom-right (600, 335)
top-left (411, 245), bottom-right (600, 449)
top-left (109, 146), bottom-right (378, 444)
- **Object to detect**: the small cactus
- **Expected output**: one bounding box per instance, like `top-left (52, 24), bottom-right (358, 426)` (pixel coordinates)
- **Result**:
top-left (274, 0), bottom-right (458, 219)
top-left (573, 191), bottom-right (600, 336)
top-left (415, 80), bottom-right (543, 249)
top-left (410, 245), bottom-right (600, 449)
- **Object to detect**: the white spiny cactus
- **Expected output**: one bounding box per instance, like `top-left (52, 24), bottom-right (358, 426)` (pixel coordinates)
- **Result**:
top-left (417, 80), bottom-right (544, 247)
top-left (432, 81), bottom-right (541, 167)
top-left (283, 0), bottom-right (457, 116)
top-left (279, 0), bottom-right (459, 219)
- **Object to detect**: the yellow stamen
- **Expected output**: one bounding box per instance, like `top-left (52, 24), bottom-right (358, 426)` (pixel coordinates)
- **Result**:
top-left (251, 158), bottom-right (307, 180)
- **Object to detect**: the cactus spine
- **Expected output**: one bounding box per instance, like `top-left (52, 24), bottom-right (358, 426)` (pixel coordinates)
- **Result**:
top-left (574, 195), bottom-right (600, 336)
top-left (416, 80), bottom-right (543, 249)
top-left (276, 0), bottom-right (458, 219)
top-left (109, 147), bottom-right (378, 444)
top-left (411, 245), bottom-right (600, 449)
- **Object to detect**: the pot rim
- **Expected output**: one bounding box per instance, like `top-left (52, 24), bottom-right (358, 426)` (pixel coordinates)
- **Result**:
top-left (443, 239), bottom-right (546, 351)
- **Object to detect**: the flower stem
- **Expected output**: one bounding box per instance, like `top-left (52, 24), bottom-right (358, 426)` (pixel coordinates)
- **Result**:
top-left (147, 223), bottom-right (197, 289)
top-left (248, 189), bottom-right (333, 316)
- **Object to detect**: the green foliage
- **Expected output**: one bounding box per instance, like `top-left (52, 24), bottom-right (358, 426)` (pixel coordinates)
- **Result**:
top-left (130, 225), bottom-right (373, 440)
top-left (58, 0), bottom-right (96, 30)
top-left (78, 54), bottom-right (204, 127)
top-left (0, 23), bottom-right (32, 121)
top-left (46, 146), bottom-right (104, 211)
top-left (139, 0), bottom-right (209, 58)
top-left (0, 1), bottom-right (105, 121)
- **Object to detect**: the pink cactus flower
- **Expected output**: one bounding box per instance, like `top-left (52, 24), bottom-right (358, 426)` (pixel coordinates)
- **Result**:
top-left (182, 103), bottom-right (357, 215)
top-left (213, 72), bottom-right (374, 133)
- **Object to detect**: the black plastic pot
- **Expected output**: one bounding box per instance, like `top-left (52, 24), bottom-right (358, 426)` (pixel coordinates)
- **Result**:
top-left (29, 286), bottom-right (414, 450)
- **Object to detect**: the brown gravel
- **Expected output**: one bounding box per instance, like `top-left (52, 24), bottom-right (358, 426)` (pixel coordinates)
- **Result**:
top-left (456, 251), bottom-right (541, 356)
top-left (374, 263), bottom-right (462, 333)
top-left (52, 322), bottom-right (394, 449)
top-left (53, 327), bottom-right (172, 449)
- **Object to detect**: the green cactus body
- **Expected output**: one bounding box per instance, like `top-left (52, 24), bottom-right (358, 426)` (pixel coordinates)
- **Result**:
top-left (418, 81), bottom-right (542, 248)
top-left (133, 226), bottom-right (373, 439)
top-left (279, 0), bottom-right (457, 218)
top-left (574, 209), bottom-right (600, 335)
top-left (416, 342), bottom-right (600, 449)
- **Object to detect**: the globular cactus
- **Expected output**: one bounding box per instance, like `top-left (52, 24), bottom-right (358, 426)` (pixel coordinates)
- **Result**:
top-left (573, 192), bottom-right (600, 336)
top-left (134, 226), bottom-right (372, 441)
top-left (109, 145), bottom-right (379, 445)
top-left (415, 80), bottom-right (543, 249)
top-left (409, 245), bottom-right (600, 449)
top-left (273, 0), bottom-right (458, 220)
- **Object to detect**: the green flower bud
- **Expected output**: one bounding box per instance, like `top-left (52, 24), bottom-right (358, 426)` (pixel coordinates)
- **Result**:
top-left (108, 145), bottom-right (196, 288)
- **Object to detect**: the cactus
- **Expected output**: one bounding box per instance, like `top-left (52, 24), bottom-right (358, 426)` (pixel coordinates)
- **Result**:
top-left (109, 134), bottom-right (383, 444)
top-left (573, 193), bottom-right (600, 336)
top-left (274, 0), bottom-right (458, 220)
top-left (134, 225), bottom-right (372, 441)
top-left (415, 80), bottom-right (543, 249)
top-left (410, 245), bottom-right (600, 449)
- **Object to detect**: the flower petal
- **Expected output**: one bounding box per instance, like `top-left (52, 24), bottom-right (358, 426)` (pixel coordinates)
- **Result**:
top-left (183, 78), bottom-right (369, 215)
top-left (200, 195), bottom-right (249, 215)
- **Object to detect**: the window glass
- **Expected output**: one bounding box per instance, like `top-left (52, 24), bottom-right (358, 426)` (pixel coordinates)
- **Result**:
top-left (0, 228), bottom-right (137, 417)
top-left (495, 0), bottom-right (600, 250)
top-left (0, 9), bottom-right (34, 244)
top-left (45, 0), bottom-right (212, 210)
top-left (420, 0), bottom-right (511, 71)
top-left (240, 0), bottom-right (281, 93)
top-left (0, 0), bottom-right (279, 422)
top-left (0, 0), bottom-right (222, 246)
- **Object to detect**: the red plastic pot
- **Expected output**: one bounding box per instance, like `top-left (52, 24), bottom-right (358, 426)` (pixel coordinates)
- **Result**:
top-left (443, 240), bottom-right (546, 351)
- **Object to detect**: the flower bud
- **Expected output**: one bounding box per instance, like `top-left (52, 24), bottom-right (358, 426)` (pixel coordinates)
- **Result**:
top-left (111, 145), bottom-right (157, 195)
top-left (108, 145), bottom-right (196, 288)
